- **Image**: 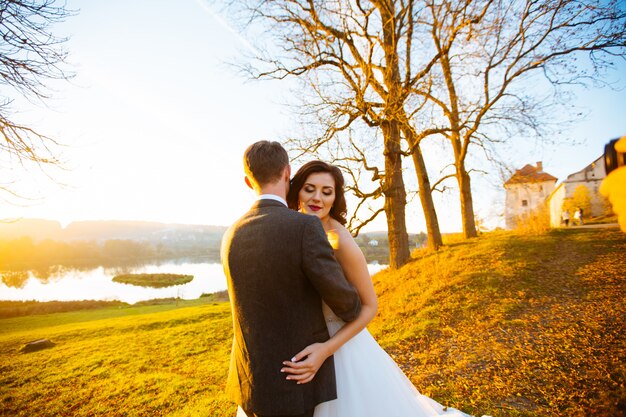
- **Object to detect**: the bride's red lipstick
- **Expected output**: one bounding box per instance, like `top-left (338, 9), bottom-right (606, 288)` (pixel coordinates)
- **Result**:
top-left (308, 205), bottom-right (322, 212)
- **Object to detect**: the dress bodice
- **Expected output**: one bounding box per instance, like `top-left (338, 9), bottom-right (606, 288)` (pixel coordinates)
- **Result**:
top-left (321, 301), bottom-right (346, 337)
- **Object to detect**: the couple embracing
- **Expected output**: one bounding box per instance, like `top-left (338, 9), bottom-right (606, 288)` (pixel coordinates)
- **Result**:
top-left (222, 141), bottom-right (472, 417)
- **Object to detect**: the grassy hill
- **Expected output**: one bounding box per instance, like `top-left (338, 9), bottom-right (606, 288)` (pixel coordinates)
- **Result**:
top-left (0, 299), bottom-right (234, 416)
top-left (1, 228), bottom-right (624, 416)
top-left (371, 227), bottom-right (626, 416)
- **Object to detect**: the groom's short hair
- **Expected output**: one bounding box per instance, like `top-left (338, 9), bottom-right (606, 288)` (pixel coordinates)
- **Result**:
top-left (244, 140), bottom-right (289, 186)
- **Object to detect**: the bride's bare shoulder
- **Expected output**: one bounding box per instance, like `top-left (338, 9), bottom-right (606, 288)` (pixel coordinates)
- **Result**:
top-left (327, 219), bottom-right (358, 251)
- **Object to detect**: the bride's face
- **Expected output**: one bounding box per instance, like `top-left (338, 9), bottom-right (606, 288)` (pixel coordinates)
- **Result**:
top-left (298, 172), bottom-right (336, 220)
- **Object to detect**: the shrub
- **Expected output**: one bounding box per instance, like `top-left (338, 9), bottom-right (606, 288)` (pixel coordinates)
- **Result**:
top-left (514, 204), bottom-right (550, 235)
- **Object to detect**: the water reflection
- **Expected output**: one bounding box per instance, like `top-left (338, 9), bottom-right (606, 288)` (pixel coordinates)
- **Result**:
top-left (0, 261), bottom-right (227, 304)
top-left (0, 261), bottom-right (387, 304)
top-left (31, 265), bottom-right (67, 283)
top-left (1, 271), bottom-right (30, 289)
top-left (3, 265), bottom-right (103, 286)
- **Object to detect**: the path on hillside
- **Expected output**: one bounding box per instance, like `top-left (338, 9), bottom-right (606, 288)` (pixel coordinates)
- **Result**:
top-left (563, 222), bottom-right (619, 229)
top-left (375, 228), bottom-right (626, 417)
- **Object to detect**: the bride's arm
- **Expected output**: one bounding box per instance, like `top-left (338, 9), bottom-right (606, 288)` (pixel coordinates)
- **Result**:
top-left (282, 226), bottom-right (378, 384)
top-left (321, 227), bottom-right (379, 350)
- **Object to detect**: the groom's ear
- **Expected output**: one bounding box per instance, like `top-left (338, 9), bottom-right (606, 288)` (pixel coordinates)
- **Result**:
top-left (284, 165), bottom-right (291, 180)
top-left (244, 176), bottom-right (254, 190)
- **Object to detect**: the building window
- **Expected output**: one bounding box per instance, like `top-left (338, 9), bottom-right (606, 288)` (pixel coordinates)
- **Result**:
top-left (521, 199), bottom-right (528, 207)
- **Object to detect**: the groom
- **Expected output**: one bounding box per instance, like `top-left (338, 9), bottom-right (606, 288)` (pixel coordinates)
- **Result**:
top-left (221, 140), bottom-right (362, 417)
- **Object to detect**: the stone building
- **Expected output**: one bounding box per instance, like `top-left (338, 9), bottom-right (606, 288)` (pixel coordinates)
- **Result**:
top-left (546, 155), bottom-right (607, 227)
top-left (504, 162), bottom-right (558, 229)
top-left (504, 156), bottom-right (609, 229)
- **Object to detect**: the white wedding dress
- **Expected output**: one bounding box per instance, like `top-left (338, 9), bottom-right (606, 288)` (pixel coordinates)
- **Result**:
top-left (312, 302), bottom-right (473, 417)
top-left (236, 303), bottom-right (476, 417)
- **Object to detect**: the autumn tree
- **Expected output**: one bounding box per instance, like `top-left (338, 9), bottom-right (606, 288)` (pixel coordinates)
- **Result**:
top-left (566, 184), bottom-right (592, 217)
top-left (0, 0), bottom-right (74, 196)
top-left (414, 0), bottom-right (626, 238)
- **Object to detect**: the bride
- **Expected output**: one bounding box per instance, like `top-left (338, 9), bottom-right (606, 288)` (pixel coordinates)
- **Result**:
top-left (280, 160), bottom-right (474, 417)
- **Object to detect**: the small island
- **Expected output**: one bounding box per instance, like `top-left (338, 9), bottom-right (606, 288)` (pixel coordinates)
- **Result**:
top-left (112, 273), bottom-right (194, 288)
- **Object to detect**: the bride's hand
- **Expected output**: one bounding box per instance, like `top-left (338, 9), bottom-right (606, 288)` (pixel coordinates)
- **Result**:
top-left (281, 342), bottom-right (332, 384)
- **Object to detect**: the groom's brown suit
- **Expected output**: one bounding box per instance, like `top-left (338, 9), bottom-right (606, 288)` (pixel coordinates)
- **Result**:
top-left (222, 199), bottom-right (362, 416)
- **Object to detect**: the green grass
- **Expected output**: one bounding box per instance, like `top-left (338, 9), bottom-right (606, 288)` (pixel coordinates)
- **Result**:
top-left (0, 300), bottom-right (127, 319)
top-left (1, 228), bottom-right (624, 416)
top-left (0, 300), bottom-right (235, 416)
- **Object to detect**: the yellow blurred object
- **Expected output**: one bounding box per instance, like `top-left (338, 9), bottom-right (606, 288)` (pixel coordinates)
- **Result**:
top-left (326, 229), bottom-right (340, 250)
top-left (615, 136), bottom-right (626, 153)
top-left (600, 136), bottom-right (626, 233)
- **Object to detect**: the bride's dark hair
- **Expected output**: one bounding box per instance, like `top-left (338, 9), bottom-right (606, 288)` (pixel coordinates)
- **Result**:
top-left (287, 161), bottom-right (348, 225)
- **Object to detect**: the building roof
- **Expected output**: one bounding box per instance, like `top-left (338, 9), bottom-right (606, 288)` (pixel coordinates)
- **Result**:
top-left (564, 155), bottom-right (605, 183)
top-left (504, 162), bottom-right (558, 186)
top-left (546, 182), bottom-right (564, 203)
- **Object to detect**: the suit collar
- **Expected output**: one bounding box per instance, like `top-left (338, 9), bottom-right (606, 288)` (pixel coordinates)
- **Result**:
top-left (257, 194), bottom-right (288, 207)
top-left (251, 199), bottom-right (288, 210)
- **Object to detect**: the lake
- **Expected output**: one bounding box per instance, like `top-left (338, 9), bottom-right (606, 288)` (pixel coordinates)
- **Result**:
top-left (0, 261), bottom-right (388, 304)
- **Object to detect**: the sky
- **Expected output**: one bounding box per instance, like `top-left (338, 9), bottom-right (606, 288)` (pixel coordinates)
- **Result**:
top-left (2, 0), bottom-right (626, 233)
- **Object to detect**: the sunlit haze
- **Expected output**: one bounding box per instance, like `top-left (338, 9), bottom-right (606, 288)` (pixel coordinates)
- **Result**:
top-left (2, 0), bottom-right (625, 233)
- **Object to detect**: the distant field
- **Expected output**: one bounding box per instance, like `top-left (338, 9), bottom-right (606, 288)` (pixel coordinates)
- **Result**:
top-left (0, 228), bottom-right (624, 416)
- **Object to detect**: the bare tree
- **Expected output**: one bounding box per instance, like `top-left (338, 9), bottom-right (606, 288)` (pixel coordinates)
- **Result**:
top-left (225, 0), bottom-right (625, 262)
top-left (0, 0), bottom-right (74, 192)
top-left (230, 0), bottom-right (444, 268)
top-left (415, 0), bottom-right (626, 238)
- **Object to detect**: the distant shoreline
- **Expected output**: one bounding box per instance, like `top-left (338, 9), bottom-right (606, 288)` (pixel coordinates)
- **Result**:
top-left (0, 290), bottom-right (230, 319)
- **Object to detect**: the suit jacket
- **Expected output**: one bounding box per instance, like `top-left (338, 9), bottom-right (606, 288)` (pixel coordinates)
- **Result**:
top-left (221, 199), bottom-right (362, 415)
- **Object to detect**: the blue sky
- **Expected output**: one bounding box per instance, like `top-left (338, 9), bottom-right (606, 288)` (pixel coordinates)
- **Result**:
top-left (2, 0), bottom-right (625, 233)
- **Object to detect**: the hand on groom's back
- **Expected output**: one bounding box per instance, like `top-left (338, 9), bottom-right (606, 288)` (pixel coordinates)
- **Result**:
top-left (281, 342), bottom-right (333, 385)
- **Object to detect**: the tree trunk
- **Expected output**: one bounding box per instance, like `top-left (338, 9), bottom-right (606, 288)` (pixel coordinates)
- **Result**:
top-left (439, 46), bottom-right (478, 239)
top-left (450, 134), bottom-right (477, 238)
top-left (375, 1), bottom-right (410, 269)
top-left (457, 160), bottom-right (478, 238)
top-left (404, 131), bottom-right (443, 250)
top-left (381, 119), bottom-right (410, 269)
